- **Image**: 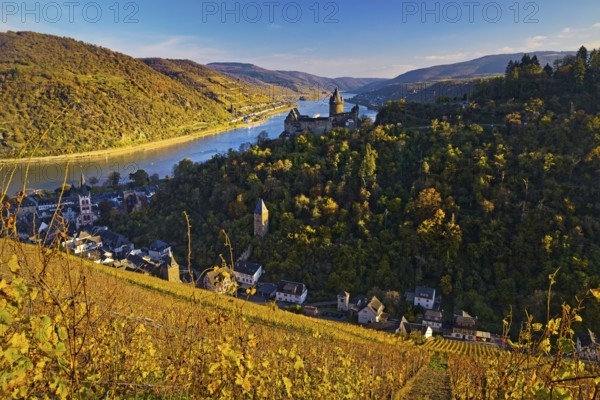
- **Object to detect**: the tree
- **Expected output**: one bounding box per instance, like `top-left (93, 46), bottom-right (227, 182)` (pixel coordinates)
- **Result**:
top-left (129, 169), bottom-right (149, 187)
top-left (106, 171), bottom-right (121, 188)
top-left (576, 45), bottom-right (588, 63)
top-left (358, 143), bottom-right (378, 186)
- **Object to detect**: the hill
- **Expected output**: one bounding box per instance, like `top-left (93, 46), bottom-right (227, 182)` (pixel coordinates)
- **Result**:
top-left (352, 51), bottom-right (574, 107)
top-left (207, 62), bottom-right (384, 95)
top-left (1, 236), bottom-right (597, 398)
top-left (105, 48), bottom-right (600, 335)
top-left (359, 51), bottom-right (574, 93)
top-left (0, 32), bottom-right (273, 158)
top-left (0, 239), bottom-right (428, 398)
top-left (141, 58), bottom-right (274, 111)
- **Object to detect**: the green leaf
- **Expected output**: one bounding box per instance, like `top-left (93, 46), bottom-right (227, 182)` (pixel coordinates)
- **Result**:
top-left (53, 342), bottom-right (67, 357)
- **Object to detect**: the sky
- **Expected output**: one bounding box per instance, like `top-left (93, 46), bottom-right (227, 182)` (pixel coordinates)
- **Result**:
top-left (1, 0), bottom-right (600, 78)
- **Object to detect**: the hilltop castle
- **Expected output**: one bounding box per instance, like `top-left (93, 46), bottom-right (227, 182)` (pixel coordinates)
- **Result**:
top-left (284, 88), bottom-right (360, 135)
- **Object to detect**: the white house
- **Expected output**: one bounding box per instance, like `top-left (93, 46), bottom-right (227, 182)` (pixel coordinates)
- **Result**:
top-left (275, 280), bottom-right (307, 304)
top-left (148, 240), bottom-right (171, 262)
top-left (234, 261), bottom-right (264, 286)
top-left (414, 286), bottom-right (436, 310)
top-left (65, 230), bottom-right (103, 255)
top-left (358, 296), bottom-right (385, 324)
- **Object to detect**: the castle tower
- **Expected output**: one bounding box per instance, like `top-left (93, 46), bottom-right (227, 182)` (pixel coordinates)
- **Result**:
top-left (253, 199), bottom-right (269, 238)
top-left (337, 291), bottom-right (350, 312)
top-left (162, 249), bottom-right (181, 283)
top-left (329, 87), bottom-right (344, 116)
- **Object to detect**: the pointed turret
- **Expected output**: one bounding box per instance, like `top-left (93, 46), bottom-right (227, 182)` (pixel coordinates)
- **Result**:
top-left (253, 199), bottom-right (269, 238)
top-left (329, 87), bottom-right (344, 116)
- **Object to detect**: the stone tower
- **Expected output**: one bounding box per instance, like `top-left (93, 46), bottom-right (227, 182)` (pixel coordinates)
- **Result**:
top-left (253, 199), bottom-right (269, 238)
top-left (329, 87), bottom-right (344, 116)
top-left (77, 173), bottom-right (93, 228)
top-left (162, 249), bottom-right (181, 283)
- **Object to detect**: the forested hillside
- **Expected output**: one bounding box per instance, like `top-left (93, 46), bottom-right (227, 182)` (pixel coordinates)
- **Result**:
top-left (107, 47), bottom-right (600, 333)
top-left (0, 32), bottom-right (266, 158)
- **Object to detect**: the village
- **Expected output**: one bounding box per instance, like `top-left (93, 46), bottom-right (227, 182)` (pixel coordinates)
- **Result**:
top-left (8, 173), bottom-right (599, 361)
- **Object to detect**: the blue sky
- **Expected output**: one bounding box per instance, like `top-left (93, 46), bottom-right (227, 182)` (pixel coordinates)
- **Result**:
top-left (1, 0), bottom-right (599, 77)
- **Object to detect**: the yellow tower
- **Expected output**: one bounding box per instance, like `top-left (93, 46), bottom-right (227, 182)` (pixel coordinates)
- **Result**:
top-left (329, 87), bottom-right (344, 116)
top-left (254, 199), bottom-right (269, 238)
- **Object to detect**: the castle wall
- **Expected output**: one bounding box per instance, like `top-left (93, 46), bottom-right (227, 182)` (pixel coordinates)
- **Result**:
top-left (284, 118), bottom-right (332, 135)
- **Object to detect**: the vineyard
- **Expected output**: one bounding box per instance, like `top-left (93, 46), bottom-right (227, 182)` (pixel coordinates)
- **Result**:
top-left (0, 240), bottom-right (431, 399)
top-left (423, 338), bottom-right (499, 357)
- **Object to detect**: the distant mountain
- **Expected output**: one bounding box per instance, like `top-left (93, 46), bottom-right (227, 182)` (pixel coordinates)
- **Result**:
top-left (357, 52), bottom-right (574, 94)
top-left (350, 51), bottom-right (576, 108)
top-left (0, 32), bottom-right (271, 158)
top-left (140, 58), bottom-right (272, 108)
top-left (207, 62), bottom-right (384, 94)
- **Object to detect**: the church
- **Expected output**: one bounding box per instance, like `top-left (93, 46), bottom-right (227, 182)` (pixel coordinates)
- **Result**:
top-left (283, 88), bottom-right (360, 135)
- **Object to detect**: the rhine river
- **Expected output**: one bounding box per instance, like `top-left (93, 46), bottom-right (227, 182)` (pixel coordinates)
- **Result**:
top-left (2, 94), bottom-right (376, 194)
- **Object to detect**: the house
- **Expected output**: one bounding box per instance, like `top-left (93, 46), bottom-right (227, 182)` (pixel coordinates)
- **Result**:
top-left (304, 306), bottom-right (318, 317)
top-left (148, 240), bottom-right (171, 262)
top-left (445, 328), bottom-right (494, 343)
top-left (358, 296), bottom-right (385, 324)
top-left (65, 230), bottom-right (103, 256)
top-left (337, 291), bottom-right (370, 315)
top-left (576, 329), bottom-right (599, 361)
top-left (275, 280), bottom-right (307, 304)
top-left (454, 310), bottom-right (478, 329)
top-left (120, 254), bottom-right (160, 275)
top-left (92, 227), bottom-right (133, 258)
top-left (204, 267), bottom-right (235, 294)
top-left (414, 286), bottom-right (436, 310)
top-left (422, 309), bottom-right (443, 331)
top-left (234, 261), bottom-right (264, 287)
top-left (398, 317), bottom-right (433, 339)
top-left (257, 283), bottom-right (277, 298)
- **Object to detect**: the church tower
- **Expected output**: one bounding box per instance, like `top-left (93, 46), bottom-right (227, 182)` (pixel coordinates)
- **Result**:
top-left (253, 199), bottom-right (269, 238)
top-left (329, 87), bottom-right (344, 116)
top-left (77, 173), bottom-right (93, 228)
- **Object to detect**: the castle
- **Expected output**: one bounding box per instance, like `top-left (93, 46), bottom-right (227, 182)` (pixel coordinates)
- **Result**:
top-left (284, 88), bottom-right (360, 135)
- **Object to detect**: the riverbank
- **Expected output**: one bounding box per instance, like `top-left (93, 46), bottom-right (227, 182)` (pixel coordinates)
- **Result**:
top-left (0, 104), bottom-right (294, 165)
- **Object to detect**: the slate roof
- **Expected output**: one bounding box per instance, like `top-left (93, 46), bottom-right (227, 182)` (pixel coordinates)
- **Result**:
top-left (149, 240), bottom-right (170, 252)
top-left (424, 310), bottom-right (443, 321)
top-left (234, 261), bottom-right (263, 276)
top-left (415, 286), bottom-right (436, 299)
top-left (277, 280), bottom-right (306, 296)
top-left (254, 199), bottom-right (268, 214)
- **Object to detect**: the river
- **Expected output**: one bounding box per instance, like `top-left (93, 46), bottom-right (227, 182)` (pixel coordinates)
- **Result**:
top-left (2, 94), bottom-right (377, 194)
